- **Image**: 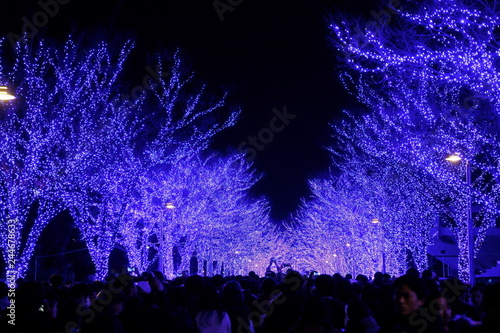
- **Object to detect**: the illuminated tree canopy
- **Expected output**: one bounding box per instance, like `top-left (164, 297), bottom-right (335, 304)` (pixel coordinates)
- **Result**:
top-left (0, 35), bottom-right (265, 280)
top-left (328, 0), bottom-right (500, 281)
top-left (119, 152), bottom-right (277, 278)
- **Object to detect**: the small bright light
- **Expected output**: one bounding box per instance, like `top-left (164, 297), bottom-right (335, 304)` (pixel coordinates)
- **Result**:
top-left (346, 243), bottom-right (351, 247)
top-left (0, 86), bottom-right (15, 101)
top-left (371, 218), bottom-right (380, 224)
top-left (445, 153), bottom-right (462, 162)
top-left (166, 202), bottom-right (176, 209)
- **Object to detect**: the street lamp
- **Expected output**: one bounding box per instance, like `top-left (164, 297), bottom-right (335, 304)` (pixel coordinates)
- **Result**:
top-left (446, 153), bottom-right (474, 286)
top-left (0, 86), bottom-right (15, 101)
top-left (159, 202), bottom-right (176, 276)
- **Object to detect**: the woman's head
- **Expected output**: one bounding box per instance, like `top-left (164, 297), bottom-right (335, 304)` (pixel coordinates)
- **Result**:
top-left (434, 296), bottom-right (452, 324)
top-left (425, 290), bottom-right (452, 325)
top-left (471, 284), bottom-right (485, 307)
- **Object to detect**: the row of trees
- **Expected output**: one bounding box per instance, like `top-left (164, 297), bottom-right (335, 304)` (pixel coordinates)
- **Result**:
top-left (287, 0), bottom-right (500, 282)
top-left (0, 36), bottom-right (280, 280)
top-left (3, 0), bottom-right (500, 282)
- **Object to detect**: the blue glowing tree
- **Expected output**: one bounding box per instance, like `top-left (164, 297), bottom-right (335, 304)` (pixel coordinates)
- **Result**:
top-left (289, 168), bottom-right (402, 277)
top-left (64, 46), bottom-right (240, 280)
top-left (42, 37), bottom-right (143, 281)
top-left (118, 172), bottom-right (165, 275)
top-left (290, 108), bottom-right (448, 276)
top-left (119, 152), bottom-right (276, 278)
top-left (330, 0), bottom-right (500, 282)
top-left (0, 34), bottom-right (241, 280)
top-left (0, 39), bottom-right (83, 279)
top-left (140, 49), bottom-right (239, 167)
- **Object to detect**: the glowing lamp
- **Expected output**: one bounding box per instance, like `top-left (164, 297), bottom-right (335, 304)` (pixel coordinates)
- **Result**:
top-left (0, 86), bottom-right (15, 101)
top-left (166, 202), bottom-right (176, 209)
top-left (445, 153), bottom-right (462, 162)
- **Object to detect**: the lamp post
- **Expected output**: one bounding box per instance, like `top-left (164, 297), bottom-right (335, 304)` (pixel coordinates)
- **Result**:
top-left (446, 153), bottom-right (474, 286)
top-left (159, 202), bottom-right (176, 276)
top-left (372, 218), bottom-right (386, 273)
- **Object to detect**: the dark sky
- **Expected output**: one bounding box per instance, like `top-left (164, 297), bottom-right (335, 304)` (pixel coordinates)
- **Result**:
top-left (2, 0), bottom-right (374, 221)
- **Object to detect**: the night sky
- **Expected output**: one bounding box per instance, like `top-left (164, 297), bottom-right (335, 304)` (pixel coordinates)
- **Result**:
top-left (2, 0), bottom-right (375, 221)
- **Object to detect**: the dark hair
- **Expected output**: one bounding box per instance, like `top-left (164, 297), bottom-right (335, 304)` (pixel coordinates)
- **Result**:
top-left (199, 283), bottom-right (223, 310)
top-left (152, 270), bottom-right (165, 283)
top-left (421, 269), bottom-right (433, 280)
top-left (337, 279), bottom-right (354, 302)
top-left (406, 267), bottom-right (420, 278)
top-left (315, 274), bottom-right (335, 297)
top-left (248, 271), bottom-right (258, 279)
top-left (184, 274), bottom-right (204, 295)
top-left (394, 274), bottom-right (427, 300)
top-left (424, 289), bottom-right (445, 309)
top-left (347, 299), bottom-right (372, 321)
top-left (69, 283), bottom-right (92, 299)
top-left (261, 277), bottom-right (277, 297)
top-left (356, 274), bottom-right (369, 285)
top-left (49, 273), bottom-right (64, 287)
top-left (297, 295), bottom-right (335, 330)
top-left (198, 283), bottom-right (226, 324)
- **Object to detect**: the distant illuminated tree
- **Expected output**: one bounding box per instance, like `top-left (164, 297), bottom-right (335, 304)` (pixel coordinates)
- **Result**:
top-left (66, 156), bottom-right (141, 280)
top-left (163, 154), bottom-right (265, 275)
top-left (115, 49), bottom-right (241, 278)
top-left (291, 115), bottom-right (453, 276)
top-left (290, 169), bottom-right (406, 277)
top-left (120, 153), bottom-right (275, 278)
top-left (330, 0), bottom-right (500, 282)
top-left (335, 116), bottom-right (450, 271)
